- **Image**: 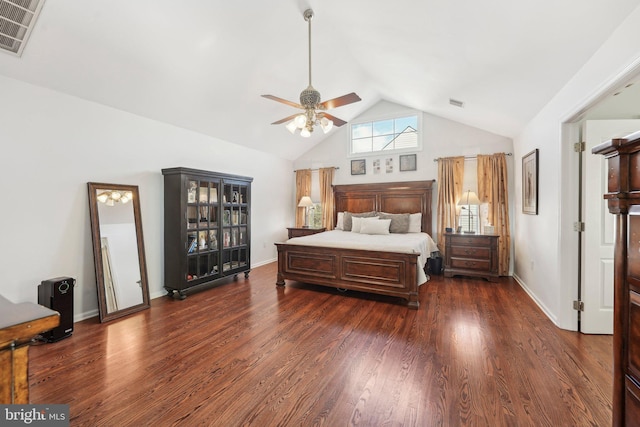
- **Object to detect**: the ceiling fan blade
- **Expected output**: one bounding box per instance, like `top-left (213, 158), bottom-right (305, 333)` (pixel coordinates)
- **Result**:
top-left (261, 94), bottom-right (303, 109)
top-left (319, 93), bottom-right (361, 110)
top-left (271, 113), bottom-right (300, 125)
top-left (322, 113), bottom-right (347, 127)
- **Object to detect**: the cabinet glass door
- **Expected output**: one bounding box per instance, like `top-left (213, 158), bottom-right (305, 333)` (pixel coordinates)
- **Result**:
top-left (221, 181), bottom-right (249, 274)
top-left (186, 179), bottom-right (220, 282)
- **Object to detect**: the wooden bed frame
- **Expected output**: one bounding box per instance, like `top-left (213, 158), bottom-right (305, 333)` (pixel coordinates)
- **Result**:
top-left (275, 180), bottom-right (435, 309)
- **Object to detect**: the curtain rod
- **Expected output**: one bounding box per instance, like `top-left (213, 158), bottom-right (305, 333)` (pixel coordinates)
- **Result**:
top-left (432, 152), bottom-right (512, 162)
top-left (293, 166), bottom-right (340, 172)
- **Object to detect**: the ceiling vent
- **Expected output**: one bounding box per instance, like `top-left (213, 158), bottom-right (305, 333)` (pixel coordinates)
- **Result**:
top-left (449, 98), bottom-right (465, 108)
top-left (0, 0), bottom-right (45, 56)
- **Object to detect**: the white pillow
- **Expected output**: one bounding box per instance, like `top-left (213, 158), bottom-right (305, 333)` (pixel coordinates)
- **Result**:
top-left (408, 213), bottom-right (422, 233)
top-left (336, 212), bottom-right (344, 230)
top-left (351, 216), bottom-right (379, 233)
top-left (360, 218), bottom-right (391, 235)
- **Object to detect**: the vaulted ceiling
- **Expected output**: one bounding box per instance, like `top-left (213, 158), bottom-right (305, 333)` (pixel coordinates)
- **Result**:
top-left (1, 0), bottom-right (639, 160)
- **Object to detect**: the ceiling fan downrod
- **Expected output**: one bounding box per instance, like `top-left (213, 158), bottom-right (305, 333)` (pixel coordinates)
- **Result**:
top-left (300, 9), bottom-right (321, 109)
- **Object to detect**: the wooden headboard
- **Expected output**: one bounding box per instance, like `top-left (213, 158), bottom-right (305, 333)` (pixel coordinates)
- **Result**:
top-left (333, 180), bottom-right (435, 235)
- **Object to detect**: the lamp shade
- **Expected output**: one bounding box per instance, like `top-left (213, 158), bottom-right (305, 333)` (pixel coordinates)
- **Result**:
top-left (294, 114), bottom-right (307, 128)
top-left (286, 121), bottom-right (297, 134)
top-left (97, 192), bottom-right (109, 203)
top-left (320, 117), bottom-right (333, 133)
top-left (457, 190), bottom-right (480, 206)
top-left (298, 196), bottom-right (314, 207)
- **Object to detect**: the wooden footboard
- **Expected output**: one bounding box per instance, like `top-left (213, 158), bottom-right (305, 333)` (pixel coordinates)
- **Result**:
top-left (275, 243), bottom-right (420, 309)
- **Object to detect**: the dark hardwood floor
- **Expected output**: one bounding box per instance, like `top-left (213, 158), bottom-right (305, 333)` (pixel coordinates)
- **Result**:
top-left (29, 262), bottom-right (612, 426)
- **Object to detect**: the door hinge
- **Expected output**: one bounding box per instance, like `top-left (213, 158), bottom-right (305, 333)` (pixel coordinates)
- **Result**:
top-left (573, 300), bottom-right (584, 311)
top-left (573, 221), bottom-right (585, 232)
top-left (574, 142), bottom-right (585, 152)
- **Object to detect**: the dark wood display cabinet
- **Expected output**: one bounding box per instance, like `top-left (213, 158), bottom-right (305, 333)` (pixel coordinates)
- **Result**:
top-left (593, 131), bottom-right (640, 427)
top-left (162, 167), bottom-right (252, 299)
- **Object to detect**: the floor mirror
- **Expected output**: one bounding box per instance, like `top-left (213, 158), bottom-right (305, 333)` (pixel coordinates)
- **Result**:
top-left (88, 182), bottom-right (150, 322)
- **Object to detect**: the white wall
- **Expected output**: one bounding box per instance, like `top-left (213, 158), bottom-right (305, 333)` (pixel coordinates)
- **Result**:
top-left (0, 75), bottom-right (293, 320)
top-left (294, 100), bottom-right (514, 251)
top-left (513, 5), bottom-right (640, 330)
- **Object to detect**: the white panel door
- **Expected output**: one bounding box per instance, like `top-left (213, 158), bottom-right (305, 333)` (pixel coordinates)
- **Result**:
top-left (582, 120), bottom-right (640, 334)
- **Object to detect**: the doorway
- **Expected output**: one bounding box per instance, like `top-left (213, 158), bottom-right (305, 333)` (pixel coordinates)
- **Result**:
top-left (580, 119), bottom-right (640, 333)
top-left (563, 73), bottom-right (640, 333)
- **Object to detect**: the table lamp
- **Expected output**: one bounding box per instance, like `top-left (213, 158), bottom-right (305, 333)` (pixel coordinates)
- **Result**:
top-left (457, 190), bottom-right (480, 234)
top-left (298, 196), bottom-right (314, 227)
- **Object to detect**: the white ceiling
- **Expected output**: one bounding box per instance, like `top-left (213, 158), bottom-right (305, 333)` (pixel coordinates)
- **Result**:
top-left (1, 0), bottom-right (639, 160)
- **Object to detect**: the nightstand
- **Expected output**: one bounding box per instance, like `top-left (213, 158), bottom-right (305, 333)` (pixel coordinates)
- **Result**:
top-left (443, 233), bottom-right (499, 281)
top-left (287, 227), bottom-right (326, 239)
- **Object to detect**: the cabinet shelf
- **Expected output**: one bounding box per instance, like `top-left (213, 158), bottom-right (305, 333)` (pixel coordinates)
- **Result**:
top-left (187, 249), bottom-right (219, 256)
top-left (163, 167), bottom-right (252, 299)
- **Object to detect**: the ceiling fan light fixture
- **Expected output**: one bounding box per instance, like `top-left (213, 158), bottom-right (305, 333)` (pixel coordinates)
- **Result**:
top-left (320, 117), bottom-right (333, 133)
top-left (295, 114), bottom-right (307, 128)
top-left (262, 8), bottom-right (361, 137)
top-left (120, 191), bottom-right (133, 204)
top-left (97, 192), bottom-right (109, 203)
top-left (286, 121), bottom-right (298, 134)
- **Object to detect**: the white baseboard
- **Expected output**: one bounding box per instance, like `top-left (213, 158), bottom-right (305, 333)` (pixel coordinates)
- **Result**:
top-left (74, 309), bottom-right (98, 323)
top-left (512, 273), bottom-right (559, 326)
top-left (251, 258), bottom-right (276, 268)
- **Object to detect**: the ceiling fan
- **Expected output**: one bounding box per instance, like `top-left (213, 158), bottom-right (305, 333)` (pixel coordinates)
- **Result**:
top-left (262, 9), bottom-right (361, 137)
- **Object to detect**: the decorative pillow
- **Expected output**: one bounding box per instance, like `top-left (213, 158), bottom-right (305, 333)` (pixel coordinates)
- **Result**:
top-left (336, 212), bottom-right (344, 230)
top-left (378, 213), bottom-right (411, 233)
top-left (343, 211), bottom-right (378, 231)
top-left (360, 218), bottom-right (391, 235)
top-left (408, 213), bottom-right (422, 233)
top-left (351, 216), bottom-right (379, 233)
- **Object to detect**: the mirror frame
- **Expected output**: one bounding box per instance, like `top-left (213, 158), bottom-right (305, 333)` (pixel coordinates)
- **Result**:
top-left (88, 182), bottom-right (150, 322)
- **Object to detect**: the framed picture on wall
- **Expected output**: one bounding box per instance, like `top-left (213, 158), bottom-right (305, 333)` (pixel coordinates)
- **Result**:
top-left (351, 159), bottom-right (366, 175)
top-left (373, 159), bottom-right (381, 174)
top-left (399, 154), bottom-right (417, 171)
top-left (522, 149), bottom-right (538, 215)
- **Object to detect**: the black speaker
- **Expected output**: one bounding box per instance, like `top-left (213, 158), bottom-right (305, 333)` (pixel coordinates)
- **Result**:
top-left (38, 276), bottom-right (75, 342)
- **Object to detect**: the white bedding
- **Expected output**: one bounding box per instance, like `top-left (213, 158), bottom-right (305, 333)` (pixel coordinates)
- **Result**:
top-left (285, 230), bottom-right (439, 285)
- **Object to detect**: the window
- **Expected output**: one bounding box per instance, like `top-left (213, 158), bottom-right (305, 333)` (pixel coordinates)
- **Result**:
top-left (459, 205), bottom-right (479, 233)
top-left (309, 202), bottom-right (323, 228)
top-left (350, 114), bottom-right (419, 155)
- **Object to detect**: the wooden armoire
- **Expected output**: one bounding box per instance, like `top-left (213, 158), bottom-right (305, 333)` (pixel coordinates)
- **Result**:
top-left (593, 130), bottom-right (640, 427)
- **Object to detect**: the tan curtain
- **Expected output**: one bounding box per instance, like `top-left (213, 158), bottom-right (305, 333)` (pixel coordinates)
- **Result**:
top-left (437, 157), bottom-right (464, 255)
top-left (477, 153), bottom-right (511, 275)
top-left (295, 169), bottom-right (312, 227)
top-left (319, 167), bottom-right (335, 230)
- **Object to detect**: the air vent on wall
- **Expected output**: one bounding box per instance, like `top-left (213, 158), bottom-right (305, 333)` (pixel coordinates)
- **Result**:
top-left (449, 98), bottom-right (465, 108)
top-left (0, 0), bottom-right (45, 56)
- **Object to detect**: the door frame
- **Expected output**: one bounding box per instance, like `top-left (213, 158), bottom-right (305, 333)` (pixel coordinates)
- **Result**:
top-left (559, 63), bottom-right (640, 331)
top-left (581, 120), bottom-right (640, 333)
